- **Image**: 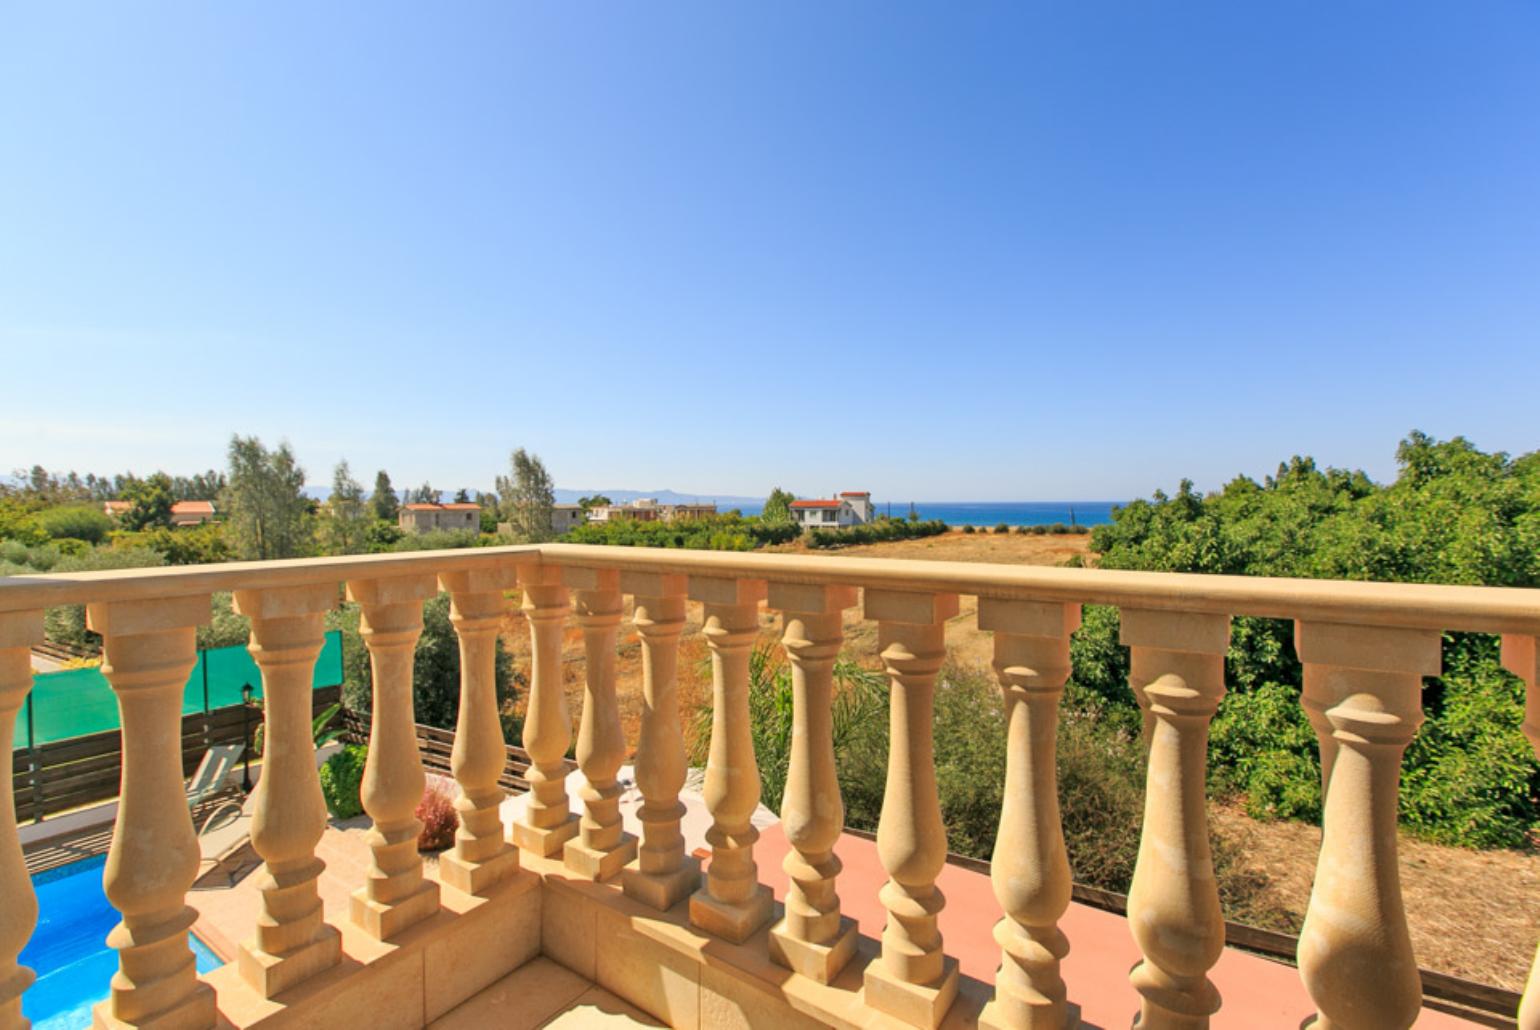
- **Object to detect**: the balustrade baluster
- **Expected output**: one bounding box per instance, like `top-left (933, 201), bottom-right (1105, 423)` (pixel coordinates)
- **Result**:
top-left (564, 569), bottom-right (637, 880)
top-left (345, 574), bottom-right (441, 940)
top-left (688, 576), bottom-right (772, 943)
top-left (1122, 609), bottom-right (1228, 1030)
top-left (1503, 635), bottom-right (1540, 1030)
top-left (1296, 621), bottom-right (1437, 1030)
top-left (863, 589), bottom-right (960, 1030)
top-left (438, 567), bottom-right (522, 895)
top-left (0, 611), bottom-right (42, 1030)
top-left (768, 583), bottom-right (859, 983)
top-left (231, 584), bottom-right (342, 996)
top-left (87, 595), bottom-right (217, 1029)
top-left (510, 567), bottom-right (579, 856)
top-left (620, 572), bottom-right (699, 910)
top-left (978, 599), bottom-right (1080, 1030)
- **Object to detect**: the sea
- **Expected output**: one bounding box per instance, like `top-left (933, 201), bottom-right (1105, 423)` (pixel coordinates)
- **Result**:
top-left (730, 500), bottom-right (1123, 527)
top-left (869, 501), bottom-right (1121, 527)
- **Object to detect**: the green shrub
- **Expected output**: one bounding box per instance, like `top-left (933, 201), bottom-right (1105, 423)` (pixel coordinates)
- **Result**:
top-left (804, 517), bottom-right (948, 550)
top-left (1399, 645), bottom-right (1538, 847)
top-left (1027, 524), bottom-right (1048, 535)
top-left (37, 505), bottom-right (113, 544)
top-left (198, 592), bottom-right (253, 650)
top-left (0, 502), bottom-right (48, 546)
top-left (1079, 432), bottom-right (1540, 848)
top-left (961, 524), bottom-right (975, 534)
top-left (42, 545), bottom-right (167, 647)
top-left (1208, 683), bottom-right (1322, 821)
top-left (319, 744), bottom-right (367, 818)
top-left (330, 594), bottom-right (518, 731)
top-left (688, 644), bottom-right (886, 812)
top-left (1048, 522), bottom-right (1071, 534)
top-left (112, 523), bottom-right (229, 565)
top-left (994, 523), bottom-right (1010, 534)
top-left (566, 513), bottom-right (797, 551)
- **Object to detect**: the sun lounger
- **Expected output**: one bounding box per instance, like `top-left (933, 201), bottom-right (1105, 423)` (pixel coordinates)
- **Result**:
top-left (196, 791), bottom-right (257, 887)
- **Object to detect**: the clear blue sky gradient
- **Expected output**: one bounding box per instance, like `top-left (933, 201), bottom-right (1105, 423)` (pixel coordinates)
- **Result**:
top-left (3, 3), bottom-right (1536, 500)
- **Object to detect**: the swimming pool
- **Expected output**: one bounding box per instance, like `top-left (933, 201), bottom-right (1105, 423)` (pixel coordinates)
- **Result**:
top-left (20, 854), bottom-right (223, 1030)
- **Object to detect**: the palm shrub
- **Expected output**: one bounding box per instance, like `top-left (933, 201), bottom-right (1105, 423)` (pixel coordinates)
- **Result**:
top-left (687, 643), bottom-right (887, 812)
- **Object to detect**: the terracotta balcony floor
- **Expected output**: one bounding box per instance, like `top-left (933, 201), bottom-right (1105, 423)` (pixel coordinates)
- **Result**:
top-left (184, 794), bottom-right (1486, 1028)
top-left (750, 823), bottom-right (1481, 1030)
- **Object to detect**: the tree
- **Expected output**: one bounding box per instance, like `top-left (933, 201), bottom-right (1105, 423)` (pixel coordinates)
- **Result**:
top-left (495, 448), bottom-right (555, 541)
top-left (121, 472), bottom-right (175, 530)
top-left (1078, 431), bottom-right (1540, 848)
top-left (761, 487), bottom-right (795, 525)
top-left (332, 594), bottom-right (519, 730)
top-left (222, 435), bottom-right (312, 560)
top-left (453, 487), bottom-right (471, 504)
top-left (172, 470), bottom-right (226, 501)
top-left (372, 470), bottom-right (399, 522)
top-left (414, 482), bottom-right (437, 505)
top-left (577, 494), bottom-right (612, 513)
top-left (324, 460), bottom-right (371, 555)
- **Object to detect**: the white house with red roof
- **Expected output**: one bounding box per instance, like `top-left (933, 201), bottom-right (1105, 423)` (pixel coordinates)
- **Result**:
top-left (789, 491), bottom-right (874, 530)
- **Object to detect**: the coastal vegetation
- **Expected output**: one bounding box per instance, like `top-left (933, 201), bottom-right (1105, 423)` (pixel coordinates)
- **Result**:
top-left (9, 431), bottom-right (1536, 856)
top-left (566, 512), bottom-right (799, 551)
top-left (1076, 431), bottom-right (1540, 848)
top-left (805, 516), bottom-right (948, 549)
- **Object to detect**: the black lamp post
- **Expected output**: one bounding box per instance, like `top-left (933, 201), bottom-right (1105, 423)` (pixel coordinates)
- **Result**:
top-left (241, 682), bottom-right (255, 792)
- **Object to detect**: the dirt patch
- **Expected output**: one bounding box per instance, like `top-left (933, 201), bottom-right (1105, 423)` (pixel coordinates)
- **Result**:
top-left (769, 526), bottom-right (1093, 566)
top-left (1210, 803), bottom-right (1539, 990)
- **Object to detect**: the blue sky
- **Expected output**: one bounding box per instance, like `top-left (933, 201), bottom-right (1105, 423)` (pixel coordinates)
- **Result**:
top-left (2, 3), bottom-right (1536, 501)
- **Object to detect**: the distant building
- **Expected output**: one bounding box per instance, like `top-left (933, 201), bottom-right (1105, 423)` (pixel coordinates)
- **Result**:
top-left (588, 498), bottom-right (718, 524)
top-left (399, 502), bottom-right (481, 534)
top-left (102, 499), bottom-right (216, 526)
top-left (170, 501), bottom-right (216, 527)
top-left (551, 503), bottom-right (587, 535)
top-left (790, 491), bottom-right (874, 530)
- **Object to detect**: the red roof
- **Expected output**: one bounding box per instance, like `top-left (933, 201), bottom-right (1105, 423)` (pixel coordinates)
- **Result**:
top-left (404, 502), bottom-right (480, 511)
top-left (441, 503), bottom-right (480, 510)
top-left (838, 491), bottom-right (870, 497)
top-left (171, 501), bottom-right (215, 514)
top-left (403, 503), bottom-right (439, 511)
top-left (790, 500), bottom-right (842, 509)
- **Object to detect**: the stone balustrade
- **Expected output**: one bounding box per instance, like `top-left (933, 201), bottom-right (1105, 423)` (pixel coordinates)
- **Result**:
top-left (1, 543), bottom-right (1539, 1029)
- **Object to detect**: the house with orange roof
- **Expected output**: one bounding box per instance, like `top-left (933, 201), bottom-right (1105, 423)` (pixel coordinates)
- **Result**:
top-left (102, 499), bottom-right (216, 526)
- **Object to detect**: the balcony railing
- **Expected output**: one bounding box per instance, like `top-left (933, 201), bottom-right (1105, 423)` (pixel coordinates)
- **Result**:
top-left (2, 543), bottom-right (1538, 1029)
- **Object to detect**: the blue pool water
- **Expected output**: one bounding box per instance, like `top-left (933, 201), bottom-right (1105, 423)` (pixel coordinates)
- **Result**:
top-left (20, 854), bottom-right (223, 1029)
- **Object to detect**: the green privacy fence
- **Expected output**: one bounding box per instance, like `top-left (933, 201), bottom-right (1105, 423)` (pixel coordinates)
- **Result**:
top-left (13, 630), bottom-right (344, 749)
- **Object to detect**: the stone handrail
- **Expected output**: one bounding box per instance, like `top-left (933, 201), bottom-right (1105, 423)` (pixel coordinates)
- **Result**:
top-left (1, 543), bottom-right (1537, 1030)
